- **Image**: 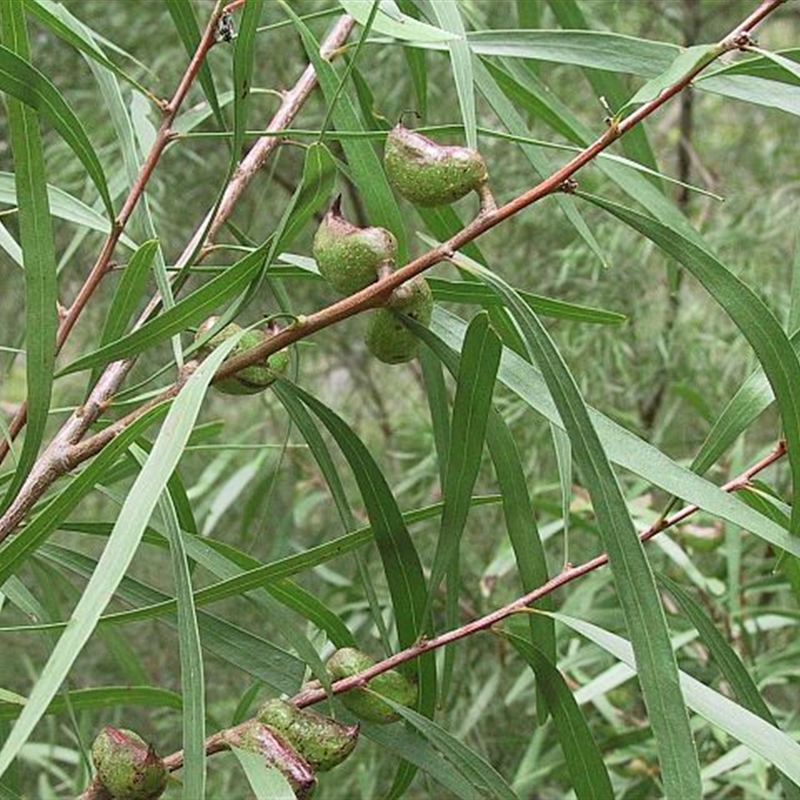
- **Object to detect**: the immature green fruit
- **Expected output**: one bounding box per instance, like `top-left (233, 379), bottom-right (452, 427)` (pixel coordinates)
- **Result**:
top-left (257, 698), bottom-right (359, 772)
top-left (224, 720), bottom-right (316, 799)
top-left (313, 196), bottom-right (398, 295)
top-left (364, 276), bottom-right (433, 364)
top-left (384, 123), bottom-right (488, 207)
top-left (195, 317), bottom-right (290, 394)
top-left (326, 648), bottom-right (418, 724)
top-left (91, 727), bottom-right (168, 800)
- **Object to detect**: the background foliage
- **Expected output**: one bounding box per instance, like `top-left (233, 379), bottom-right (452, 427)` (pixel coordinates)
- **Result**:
top-left (2, 0), bottom-right (800, 797)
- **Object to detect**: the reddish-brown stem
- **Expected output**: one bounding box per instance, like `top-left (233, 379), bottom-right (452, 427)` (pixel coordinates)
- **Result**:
top-left (0, 15), bottom-right (356, 543)
top-left (149, 439), bottom-right (787, 778)
top-left (0, 0), bottom-right (228, 466)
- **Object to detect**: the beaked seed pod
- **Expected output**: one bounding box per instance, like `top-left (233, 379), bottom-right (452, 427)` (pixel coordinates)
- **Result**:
top-left (384, 124), bottom-right (488, 207)
top-left (91, 727), bottom-right (168, 800)
top-left (364, 276), bottom-right (433, 364)
top-left (195, 317), bottom-right (290, 395)
top-left (326, 648), bottom-right (418, 724)
top-left (257, 698), bottom-right (359, 772)
top-left (313, 196), bottom-right (398, 295)
top-left (224, 720), bottom-right (316, 799)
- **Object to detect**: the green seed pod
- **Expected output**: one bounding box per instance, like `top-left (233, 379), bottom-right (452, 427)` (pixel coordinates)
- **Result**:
top-left (257, 698), bottom-right (359, 772)
top-left (326, 648), bottom-right (418, 724)
top-left (313, 196), bottom-right (398, 295)
top-left (384, 124), bottom-right (488, 207)
top-left (364, 276), bottom-right (433, 364)
top-left (224, 720), bottom-right (316, 799)
top-left (195, 317), bottom-right (290, 394)
top-left (91, 727), bottom-right (168, 800)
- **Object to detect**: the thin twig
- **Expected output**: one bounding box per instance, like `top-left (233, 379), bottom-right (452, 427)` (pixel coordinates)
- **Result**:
top-left (153, 439), bottom-right (787, 776)
top-left (0, 1), bottom-right (228, 467)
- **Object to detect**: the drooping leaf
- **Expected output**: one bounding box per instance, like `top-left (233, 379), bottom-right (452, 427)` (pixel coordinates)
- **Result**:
top-left (457, 262), bottom-right (702, 799)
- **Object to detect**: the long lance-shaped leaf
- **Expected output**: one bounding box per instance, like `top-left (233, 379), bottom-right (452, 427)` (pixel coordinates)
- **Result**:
top-left (431, 307), bottom-right (800, 560)
top-left (232, 0), bottom-right (263, 162)
top-left (501, 630), bottom-right (614, 800)
top-left (429, 0), bottom-right (477, 149)
top-left (282, 379), bottom-right (436, 795)
top-left (88, 240), bottom-right (157, 389)
top-left (282, 381), bottom-right (432, 650)
top-left (58, 242), bottom-right (269, 376)
top-left (375, 697), bottom-right (520, 800)
top-left (460, 261), bottom-right (702, 799)
top-left (0, 44), bottom-right (112, 217)
top-left (583, 195), bottom-right (800, 538)
top-left (280, 1), bottom-right (407, 260)
top-left (37, 542), bottom-right (306, 696)
top-left (151, 463), bottom-right (206, 798)
top-left (656, 573), bottom-right (800, 798)
top-left (415, 318), bottom-right (556, 718)
top-left (428, 312), bottom-right (501, 602)
top-left (554, 612), bottom-right (800, 787)
top-left (0, 328), bottom-right (244, 777)
top-left (0, 2), bottom-right (58, 516)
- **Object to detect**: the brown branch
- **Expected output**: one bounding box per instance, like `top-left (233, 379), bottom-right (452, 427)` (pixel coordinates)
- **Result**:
top-left (149, 439), bottom-right (787, 777)
top-left (0, 0), bottom-right (228, 467)
top-left (0, 16), bottom-right (356, 544)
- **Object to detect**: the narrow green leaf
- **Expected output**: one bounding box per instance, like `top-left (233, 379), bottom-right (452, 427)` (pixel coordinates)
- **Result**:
top-left (656, 572), bottom-right (800, 798)
top-left (281, 2), bottom-right (408, 260)
top-left (374, 697), bottom-right (519, 800)
top-left (283, 382), bottom-right (430, 649)
top-left (89, 240), bottom-right (157, 388)
top-left (430, 276), bottom-right (626, 324)
top-left (460, 263), bottom-right (701, 799)
top-left (0, 686), bottom-right (183, 720)
top-left (340, 0), bottom-right (455, 42)
top-left (164, 0), bottom-right (225, 131)
top-left (502, 630), bottom-right (613, 800)
top-left (413, 29), bottom-right (678, 76)
top-left (555, 612), bottom-right (800, 788)
top-left (428, 312), bottom-right (501, 599)
top-left (0, 43), bottom-right (112, 217)
top-left (0, 328), bottom-right (244, 777)
top-left (700, 74), bottom-right (800, 119)
top-left (583, 193), bottom-right (800, 537)
top-left (486, 412), bottom-right (554, 654)
top-left (58, 243), bottom-right (269, 376)
top-left (430, 308), bottom-right (800, 561)
top-left (624, 45), bottom-right (716, 110)
top-left (273, 142), bottom-right (337, 255)
top-left (363, 722), bottom-right (480, 799)
top-left (419, 347), bottom-right (451, 485)
top-left (689, 367), bottom-right (772, 476)
top-left (429, 1), bottom-right (476, 149)
top-left (155, 471), bottom-right (206, 798)
top-left (0, 1), bottom-right (57, 516)
top-left (232, 0), bottom-right (263, 161)
top-left (0, 173), bottom-right (137, 249)
top-left (232, 748), bottom-right (296, 799)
